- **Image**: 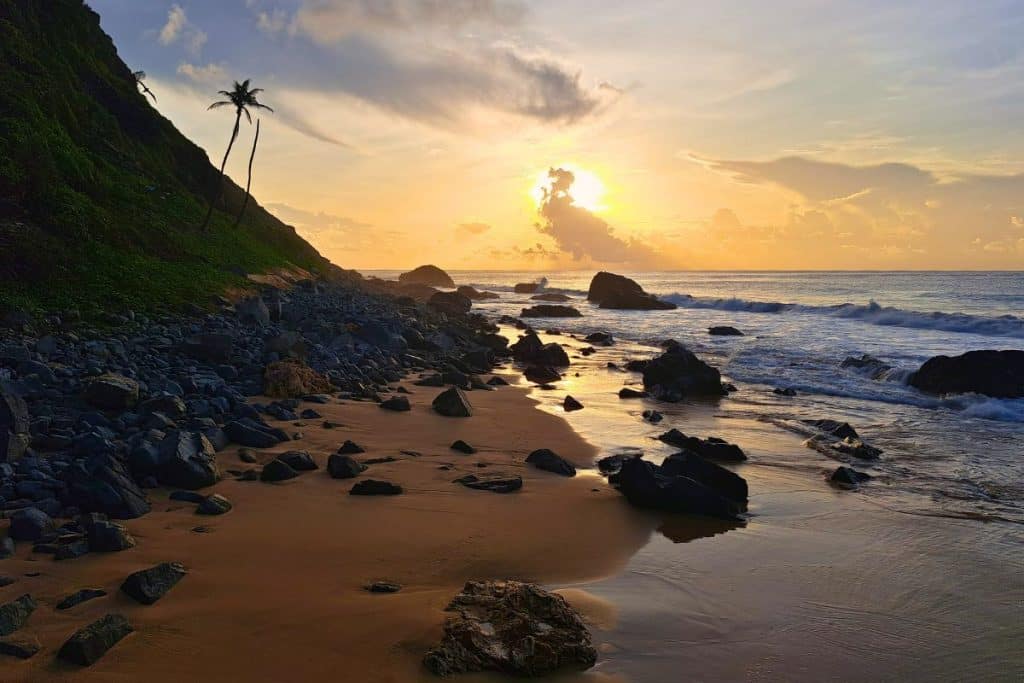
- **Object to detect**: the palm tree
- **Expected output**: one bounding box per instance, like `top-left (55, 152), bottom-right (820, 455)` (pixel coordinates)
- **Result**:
top-left (201, 79), bottom-right (273, 231)
top-left (133, 70), bottom-right (157, 103)
top-left (233, 118), bottom-right (261, 227)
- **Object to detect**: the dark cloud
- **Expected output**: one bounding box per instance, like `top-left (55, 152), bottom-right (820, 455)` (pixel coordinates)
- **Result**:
top-left (536, 168), bottom-right (675, 268)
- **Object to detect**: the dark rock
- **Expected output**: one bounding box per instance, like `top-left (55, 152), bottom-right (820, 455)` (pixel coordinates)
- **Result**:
top-left (841, 354), bottom-right (894, 380)
top-left (586, 272), bottom-right (675, 310)
top-left (429, 291), bottom-right (473, 317)
top-left (773, 387), bottom-right (797, 396)
top-left (235, 296), bottom-right (270, 326)
top-left (642, 409), bottom-right (663, 422)
top-left (9, 508), bottom-right (54, 542)
top-left (450, 440), bottom-right (476, 454)
top-left (196, 493), bottom-right (232, 515)
top-left (584, 331), bottom-right (613, 345)
top-left (803, 419), bottom-right (859, 441)
top-left (708, 326), bottom-right (744, 336)
top-left (618, 387), bottom-right (648, 399)
top-left (613, 456), bottom-right (743, 520)
top-left (510, 332), bottom-right (569, 367)
top-left (56, 588), bottom-right (107, 610)
top-left (424, 580), bottom-right (596, 677)
top-left (657, 429), bottom-right (747, 462)
top-left (432, 387), bottom-right (473, 417)
top-left (0, 634), bottom-right (40, 659)
top-left (563, 395), bottom-right (584, 412)
top-left (530, 293), bottom-right (571, 302)
top-left (596, 454), bottom-right (627, 475)
top-left (63, 454), bottom-right (151, 519)
top-left (181, 333), bottom-right (234, 363)
top-left (350, 480), bottom-right (403, 496)
top-left (660, 451), bottom-right (748, 509)
top-left (526, 449), bottom-right (576, 477)
top-left (524, 365), bottom-right (561, 385)
top-left (337, 440), bottom-right (365, 455)
top-left (260, 459), bottom-right (299, 482)
top-left (327, 454), bottom-right (367, 479)
top-left (379, 396), bottom-right (411, 412)
top-left (365, 581), bottom-right (402, 593)
top-left (457, 286), bottom-right (499, 300)
top-left (486, 376), bottom-right (509, 387)
top-left (0, 594), bottom-right (36, 636)
top-left (83, 374), bottom-right (139, 410)
top-left (169, 490), bottom-right (206, 504)
top-left (513, 282), bottom-right (540, 294)
top-left (85, 519), bottom-right (136, 552)
top-left (0, 386), bottom-right (29, 462)
top-left (157, 430), bottom-right (219, 490)
top-left (399, 265), bottom-right (454, 287)
top-left (225, 418), bottom-right (285, 448)
top-left (300, 408), bottom-right (321, 420)
top-left (829, 466), bottom-right (872, 488)
top-left (520, 305), bottom-right (582, 318)
top-left (908, 350), bottom-right (1024, 398)
top-left (238, 449), bottom-right (258, 463)
top-left (276, 450), bottom-right (318, 471)
top-left (120, 562), bottom-right (186, 605)
top-left (57, 614), bottom-right (133, 666)
top-left (454, 474), bottom-right (522, 493)
top-left (642, 345), bottom-right (725, 401)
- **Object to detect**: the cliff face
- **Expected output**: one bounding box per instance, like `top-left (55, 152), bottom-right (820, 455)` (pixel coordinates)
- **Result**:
top-left (0, 0), bottom-right (334, 317)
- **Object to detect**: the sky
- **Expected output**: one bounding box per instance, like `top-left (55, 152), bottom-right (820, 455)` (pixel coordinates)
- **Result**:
top-left (90, 0), bottom-right (1024, 270)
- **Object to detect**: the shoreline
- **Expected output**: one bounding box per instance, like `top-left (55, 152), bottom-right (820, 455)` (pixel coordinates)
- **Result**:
top-left (2, 375), bottom-right (657, 681)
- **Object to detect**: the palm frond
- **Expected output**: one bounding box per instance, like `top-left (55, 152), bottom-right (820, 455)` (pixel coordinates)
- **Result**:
top-left (242, 107), bottom-right (252, 124)
top-left (208, 101), bottom-right (232, 110)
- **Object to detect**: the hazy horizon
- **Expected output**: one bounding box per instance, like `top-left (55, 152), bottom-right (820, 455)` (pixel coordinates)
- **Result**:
top-left (91, 1), bottom-right (1024, 271)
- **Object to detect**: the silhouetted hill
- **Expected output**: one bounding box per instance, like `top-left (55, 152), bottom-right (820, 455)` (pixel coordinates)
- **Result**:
top-left (0, 0), bottom-right (335, 318)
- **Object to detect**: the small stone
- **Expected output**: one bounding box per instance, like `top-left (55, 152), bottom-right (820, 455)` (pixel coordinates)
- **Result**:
top-left (454, 474), bottom-right (522, 493)
top-left (0, 594), bottom-right (36, 636)
top-left (450, 440), bottom-right (476, 454)
top-left (196, 494), bottom-right (232, 515)
top-left (327, 454), bottom-right (367, 479)
top-left (260, 459), bottom-right (299, 482)
top-left (365, 581), bottom-right (402, 593)
top-left (350, 480), bottom-right (403, 496)
top-left (563, 395), bottom-right (584, 412)
top-left (238, 449), bottom-right (258, 463)
top-left (0, 634), bottom-right (40, 659)
top-left (618, 387), bottom-right (649, 399)
top-left (56, 588), bottom-right (107, 611)
top-left (379, 396), bottom-right (411, 412)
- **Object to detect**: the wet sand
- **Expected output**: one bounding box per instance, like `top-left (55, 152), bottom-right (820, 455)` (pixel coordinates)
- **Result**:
top-left (0, 380), bottom-right (656, 682)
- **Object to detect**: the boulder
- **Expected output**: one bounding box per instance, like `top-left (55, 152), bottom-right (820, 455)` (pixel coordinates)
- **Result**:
top-left (613, 455), bottom-right (743, 520)
top-left (803, 419), bottom-right (859, 441)
top-left (263, 359), bottom-right (333, 398)
top-left (0, 386), bottom-right (29, 462)
top-left (586, 272), bottom-right (675, 310)
top-left (908, 350), bottom-right (1024, 398)
top-left (520, 305), bottom-right (581, 318)
top-left (513, 282), bottom-right (540, 294)
top-left (225, 418), bottom-right (285, 448)
top-left (656, 429), bottom-right (747, 462)
top-left (379, 396), bottom-right (411, 412)
top-left (511, 332), bottom-right (569, 367)
top-left (0, 594), bottom-right (36, 636)
top-left (526, 449), bottom-right (576, 477)
top-left (83, 374), bottom-right (139, 410)
top-left (9, 508), bottom-right (54, 542)
top-left (0, 634), bottom-right (40, 659)
top-left (454, 474), bottom-right (523, 493)
top-left (57, 614), bottom-right (133, 666)
top-left (235, 296), bottom-right (270, 326)
top-left (432, 387), bottom-right (473, 417)
top-left (563, 395), bottom-right (584, 412)
top-left (196, 493), bottom-right (232, 515)
top-left (120, 562), bottom-right (187, 605)
top-left (429, 291), bottom-right (472, 316)
top-left (260, 459), bottom-right (299, 482)
top-left (618, 387), bottom-right (648, 399)
top-left (584, 331), bottom-right (613, 345)
top-left (659, 451), bottom-right (748, 509)
top-left (157, 430), bottom-right (219, 490)
top-left (327, 454), bottom-right (367, 479)
top-left (350, 480), bottom-right (403, 496)
top-left (276, 450), bottom-right (318, 471)
top-left (487, 376), bottom-right (509, 387)
top-left (337, 440), bottom-right (365, 455)
top-left (829, 466), bottom-right (872, 488)
top-left (642, 345), bottom-right (725, 401)
top-left (398, 265), bottom-right (455, 287)
top-left (63, 453), bottom-right (151, 519)
top-left (84, 519), bottom-right (136, 552)
top-left (530, 293), bottom-right (571, 302)
top-left (457, 286), bottom-right (499, 300)
top-left (524, 366), bottom-right (561, 385)
top-left (841, 354), bottom-right (894, 380)
top-left (181, 333), bottom-right (233, 363)
top-left (708, 326), bottom-right (744, 336)
top-left (424, 580), bottom-right (596, 677)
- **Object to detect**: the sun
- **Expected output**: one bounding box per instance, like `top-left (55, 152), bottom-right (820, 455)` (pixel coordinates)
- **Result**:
top-left (530, 165), bottom-right (607, 212)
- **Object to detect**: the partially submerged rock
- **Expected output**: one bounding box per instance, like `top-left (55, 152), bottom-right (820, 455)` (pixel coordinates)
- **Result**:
top-left (611, 455), bottom-right (745, 520)
top-left (57, 614), bottom-right (133, 666)
top-left (530, 293), bottom-right (570, 302)
top-left (563, 395), bottom-right (584, 412)
top-left (708, 326), bottom-right (743, 336)
top-left (586, 272), bottom-right (675, 310)
top-left (829, 466), bottom-right (872, 489)
top-left (657, 429), bottom-right (747, 462)
top-left (642, 345), bottom-right (726, 401)
top-left (424, 580), bottom-right (596, 677)
top-left (908, 350), bottom-right (1024, 398)
top-left (520, 305), bottom-right (581, 318)
top-left (399, 265), bottom-right (455, 287)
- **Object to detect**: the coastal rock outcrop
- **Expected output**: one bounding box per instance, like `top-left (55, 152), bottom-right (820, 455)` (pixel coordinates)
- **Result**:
top-left (423, 580), bottom-right (596, 677)
top-left (609, 454), bottom-right (746, 520)
top-left (399, 265), bottom-right (455, 288)
top-left (456, 286), bottom-right (499, 300)
top-left (429, 291), bottom-right (472, 317)
top-left (513, 282), bottom-right (541, 293)
top-left (642, 345), bottom-right (726, 401)
top-left (907, 350), bottom-right (1024, 398)
top-left (586, 272), bottom-right (676, 310)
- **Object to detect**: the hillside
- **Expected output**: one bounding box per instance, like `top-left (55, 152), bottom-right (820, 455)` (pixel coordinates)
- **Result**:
top-left (0, 0), bottom-right (336, 319)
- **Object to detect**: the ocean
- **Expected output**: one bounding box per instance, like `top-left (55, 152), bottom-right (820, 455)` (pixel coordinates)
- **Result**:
top-left (370, 270), bottom-right (1024, 680)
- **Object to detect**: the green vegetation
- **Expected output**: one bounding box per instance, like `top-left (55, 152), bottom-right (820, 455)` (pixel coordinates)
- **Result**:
top-left (0, 0), bottom-right (331, 318)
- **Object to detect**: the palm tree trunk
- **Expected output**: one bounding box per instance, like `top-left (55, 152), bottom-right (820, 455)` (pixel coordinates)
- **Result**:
top-left (233, 118), bottom-right (260, 228)
top-left (201, 109), bottom-right (242, 232)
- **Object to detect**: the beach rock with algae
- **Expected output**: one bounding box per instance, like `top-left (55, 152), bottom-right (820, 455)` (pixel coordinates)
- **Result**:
top-left (424, 580), bottom-right (597, 677)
